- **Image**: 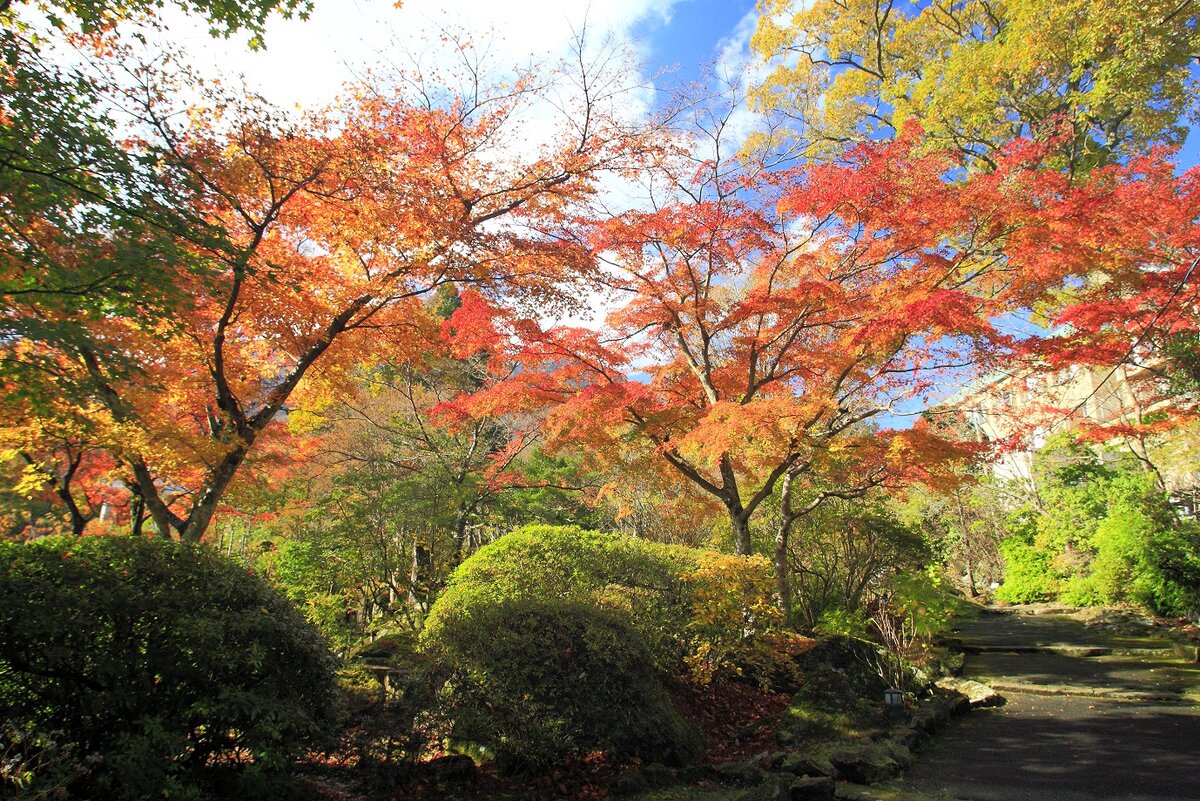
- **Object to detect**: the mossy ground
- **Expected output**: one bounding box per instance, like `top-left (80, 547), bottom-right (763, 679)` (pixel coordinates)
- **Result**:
top-left (777, 694), bottom-right (888, 744)
top-left (624, 781), bottom-right (949, 801)
top-left (626, 789), bottom-right (742, 801)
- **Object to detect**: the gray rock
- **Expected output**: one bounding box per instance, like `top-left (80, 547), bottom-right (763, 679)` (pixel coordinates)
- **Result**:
top-left (789, 775), bottom-right (837, 800)
top-left (908, 705), bottom-right (947, 734)
top-left (777, 752), bottom-right (836, 778)
top-left (716, 759), bottom-right (766, 787)
top-left (890, 726), bottom-right (925, 751)
top-left (909, 691), bottom-right (968, 733)
top-left (828, 744), bottom-right (901, 784)
top-left (936, 677), bottom-right (1005, 708)
top-left (878, 737), bottom-right (914, 769)
top-left (947, 691), bottom-right (972, 716)
top-left (736, 776), bottom-right (790, 801)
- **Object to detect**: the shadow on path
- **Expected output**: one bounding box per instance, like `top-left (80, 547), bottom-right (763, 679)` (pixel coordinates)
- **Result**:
top-left (888, 609), bottom-right (1200, 801)
top-left (899, 693), bottom-right (1200, 801)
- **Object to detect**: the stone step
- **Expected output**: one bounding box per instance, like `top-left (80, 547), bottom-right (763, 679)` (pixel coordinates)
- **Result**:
top-left (956, 642), bottom-right (1178, 659)
top-left (980, 679), bottom-right (1199, 705)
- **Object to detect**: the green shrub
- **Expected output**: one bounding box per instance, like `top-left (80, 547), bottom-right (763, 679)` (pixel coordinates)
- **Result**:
top-left (1058, 573), bottom-right (1105, 606)
top-left (814, 607), bottom-right (870, 638)
top-left (426, 598), bottom-right (703, 771)
top-left (423, 525), bottom-right (781, 682)
top-left (994, 463), bottom-right (1200, 616)
top-left (0, 535), bottom-right (340, 800)
top-left (1088, 475), bottom-right (1200, 616)
top-left (995, 532), bottom-right (1059, 603)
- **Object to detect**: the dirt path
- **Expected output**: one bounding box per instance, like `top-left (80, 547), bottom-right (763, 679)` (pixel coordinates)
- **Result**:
top-left (875, 608), bottom-right (1200, 801)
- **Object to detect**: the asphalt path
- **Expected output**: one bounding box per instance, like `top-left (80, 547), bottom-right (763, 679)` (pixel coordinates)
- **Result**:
top-left (888, 611), bottom-right (1200, 801)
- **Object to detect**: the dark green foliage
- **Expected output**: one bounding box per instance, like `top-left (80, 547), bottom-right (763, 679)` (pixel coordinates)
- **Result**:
top-left (493, 451), bottom-right (607, 529)
top-left (0, 24), bottom-right (208, 393)
top-left (1153, 333), bottom-right (1200, 408)
top-left (788, 502), bottom-right (930, 632)
top-left (426, 598), bottom-right (703, 771)
top-left (336, 634), bottom-right (443, 794)
top-left (0, 535), bottom-right (339, 800)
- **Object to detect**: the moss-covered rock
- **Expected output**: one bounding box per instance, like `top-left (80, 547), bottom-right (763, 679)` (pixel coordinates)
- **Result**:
top-left (828, 743), bottom-right (901, 784)
top-left (777, 752), bottom-right (836, 778)
top-left (789, 776), bottom-right (837, 800)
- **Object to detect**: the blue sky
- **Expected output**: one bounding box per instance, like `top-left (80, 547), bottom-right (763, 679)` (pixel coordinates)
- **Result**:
top-left (633, 0), bottom-right (759, 81)
top-left (162, 0), bottom-right (1199, 176)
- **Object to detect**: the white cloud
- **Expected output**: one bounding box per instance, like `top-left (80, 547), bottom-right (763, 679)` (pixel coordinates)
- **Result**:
top-left (708, 5), bottom-right (768, 152)
top-left (150, 0), bottom-right (686, 111)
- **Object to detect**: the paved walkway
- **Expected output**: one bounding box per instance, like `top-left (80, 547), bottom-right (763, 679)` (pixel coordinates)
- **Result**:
top-left (880, 608), bottom-right (1200, 801)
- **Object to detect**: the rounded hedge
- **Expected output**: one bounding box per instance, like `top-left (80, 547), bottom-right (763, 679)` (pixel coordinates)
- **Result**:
top-left (426, 597), bottom-right (703, 771)
top-left (0, 535), bottom-right (340, 800)
top-left (423, 525), bottom-right (782, 682)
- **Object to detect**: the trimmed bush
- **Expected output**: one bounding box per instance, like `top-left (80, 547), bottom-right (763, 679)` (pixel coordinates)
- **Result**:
top-left (0, 535), bottom-right (340, 800)
top-left (426, 598), bottom-right (703, 771)
top-left (422, 525), bottom-right (781, 682)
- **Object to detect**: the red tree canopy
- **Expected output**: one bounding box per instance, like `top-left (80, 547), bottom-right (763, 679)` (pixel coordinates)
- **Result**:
top-left (444, 127), bottom-right (1194, 553)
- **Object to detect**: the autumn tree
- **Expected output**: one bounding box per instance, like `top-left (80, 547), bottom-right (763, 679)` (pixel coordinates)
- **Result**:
top-left (0, 396), bottom-right (117, 537)
top-left (1020, 153), bottom-right (1200, 462)
top-left (0, 2), bottom-right (322, 539)
top-left (450, 74), bottom-right (1200, 588)
top-left (0, 1), bottom-right (310, 358)
top-left (773, 424), bottom-right (971, 620)
top-left (453, 88), bottom-right (1092, 558)
top-left (294, 288), bottom-right (592, 570)
top-left (3, 29), bottom-right (653, 543)
top-left (750, 0), bottom-right (1200, 171)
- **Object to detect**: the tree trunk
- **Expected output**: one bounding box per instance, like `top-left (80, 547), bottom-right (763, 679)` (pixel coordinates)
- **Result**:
top-left (179, 447), bottom-right (247, 543)
top-left (728, 506), bottom-right (752, 556)
top-left (56, 476), bottom-right (88, 537)
top-left (409, 542), bottom-right (432, 611)
top-left (60, 490), bottom-right (88, 537)
top-left (128, 459), bottom-right (180, 538)
top-left (774, 472), bottom-right (798, 622)
top-left (450, 508), bottom-right (471, 568)
top-left (130, 493), bottom-right (145, 537)
top-left (52, 452), bottom-right (90, 537)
